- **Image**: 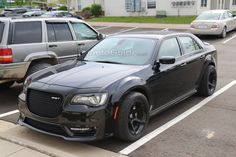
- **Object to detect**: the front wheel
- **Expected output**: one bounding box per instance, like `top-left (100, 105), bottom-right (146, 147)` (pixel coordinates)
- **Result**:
top-left (198, 65), bottom-right (217, 97)
top-left (114, 92), bottom-right (149, 142)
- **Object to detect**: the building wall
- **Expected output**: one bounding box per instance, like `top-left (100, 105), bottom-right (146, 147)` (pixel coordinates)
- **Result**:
top-left (104, 0), bottom-right (212, 16)
top-left (78, 0), bottom-right (236, 16)
top-left (229, 0), bottom-right (236, 10)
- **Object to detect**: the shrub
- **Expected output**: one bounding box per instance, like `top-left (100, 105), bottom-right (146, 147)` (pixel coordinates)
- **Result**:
top-left (91, 4), bottom-right (102, 17)
top-left (59, 6), bottom-right (67, 11)
top-left (81, 7), bottom-right (92, 19)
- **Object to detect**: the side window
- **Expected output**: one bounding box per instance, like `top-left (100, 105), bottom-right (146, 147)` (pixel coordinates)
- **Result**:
top-left (12, 21), bottom-right (42, 44)
top-left (179, 36), bottom-right (202, 54)
top-left (228, 12), bottom-right (233, 18)
top-left (158, 38), bottom-right (181, 58)
top-left (223, 12), bottom-right (229, 19)
top-left (46, 23), bottom-right (73, 42)
top-left (46, 24), bottom-right (56, 42)
top-left (71, 23), bottom-right (98, 40)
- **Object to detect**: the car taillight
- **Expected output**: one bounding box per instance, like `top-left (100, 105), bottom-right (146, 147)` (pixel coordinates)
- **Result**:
top-left (0, 48), bottom-right (13, 64)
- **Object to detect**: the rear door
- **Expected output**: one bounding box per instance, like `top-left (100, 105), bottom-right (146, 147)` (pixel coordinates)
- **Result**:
top-left (178, 36), bottom-right (205, 92)
top-left (227, 11), bottom-right (236, 30)
top-left (7, 21), bottom-right (47, 63)
top-left (222, 11), bottom-right (234, 31)
top-left (46, 21), bottom-right (77, 63)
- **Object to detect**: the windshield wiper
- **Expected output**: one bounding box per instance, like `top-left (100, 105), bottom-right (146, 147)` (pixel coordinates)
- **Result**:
top-left (94, 61), bottom-right (123, 64)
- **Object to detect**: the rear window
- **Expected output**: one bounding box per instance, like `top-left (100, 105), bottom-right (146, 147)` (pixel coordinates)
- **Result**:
top-left (12, 21), bottom-right (42, 44)
top-left (196, 12), bottom-right (221, 20)
top-left (0, 22), bottom-right (4, 43)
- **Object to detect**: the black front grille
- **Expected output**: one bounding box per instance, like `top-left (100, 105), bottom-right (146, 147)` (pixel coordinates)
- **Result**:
top-left (25, 118), bottom-right (68, 136)
top-left (27, 89), bottom-right (63, 118)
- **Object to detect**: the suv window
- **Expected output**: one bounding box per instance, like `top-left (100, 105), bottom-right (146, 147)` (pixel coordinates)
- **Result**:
top-left (46, 23), bottom-right (73, 42)
top-left (179, 36), bottom-right (202, 54)
top-left (12, 21), bottom-right (42, 44)
top-left (71, 23), bottom-right (97, 40)
top-left (0, 22), bottom-right (4, 43)
top-left (158, 38), bottom-right (181, 58)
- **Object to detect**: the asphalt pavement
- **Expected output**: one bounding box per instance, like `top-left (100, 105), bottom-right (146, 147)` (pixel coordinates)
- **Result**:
top-left (0, 25), bottom-right (236, 157)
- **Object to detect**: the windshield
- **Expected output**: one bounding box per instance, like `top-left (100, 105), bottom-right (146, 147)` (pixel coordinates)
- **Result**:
top-left (84, 37), bottom-right (157, 65)
top-left (196, 12), bottom-right (221, 20)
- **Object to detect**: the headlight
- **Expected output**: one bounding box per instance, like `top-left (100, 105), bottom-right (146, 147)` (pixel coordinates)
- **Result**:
top-left (71, 93), bottom-right (108, 106)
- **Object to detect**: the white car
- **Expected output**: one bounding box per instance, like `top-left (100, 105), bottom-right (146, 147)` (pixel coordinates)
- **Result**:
top-left (190, 10), bottom-right (236, 38)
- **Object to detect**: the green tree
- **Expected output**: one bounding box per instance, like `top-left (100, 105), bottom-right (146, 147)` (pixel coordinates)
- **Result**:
top-left (15, 0), bottom-right (23, 6)
top-left (91, 4), bottom-right (102, 17)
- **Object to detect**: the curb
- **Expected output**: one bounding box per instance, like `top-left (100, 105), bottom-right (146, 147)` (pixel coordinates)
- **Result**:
top-left (87, 22), bottom-right (190, 30)
top-left (0, 125), bottom-right (126, 157)
top-left (0, 120), bottom-right (16, 132)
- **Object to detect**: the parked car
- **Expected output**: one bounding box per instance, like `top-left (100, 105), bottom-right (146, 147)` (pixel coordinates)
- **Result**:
top-left (18, 32), bottom-right (217, 142)
top-left (22, 11), bottom-right (45, 17)
top-left (0, 17), bottom-right (104, 89)
top-left (190, 10), bottom-right (236, 38)
top-left (0, 8), bottom-right (27, 17)
top-left (41, 11), bottom-right (84, 20)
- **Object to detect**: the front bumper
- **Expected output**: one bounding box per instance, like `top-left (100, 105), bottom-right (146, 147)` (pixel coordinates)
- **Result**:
top-left (189, 27), bottom-right (223, 35)
top-left (18, 91), bottom-right (113, 141)
top-left (0, 62), bottom-right (30, 82)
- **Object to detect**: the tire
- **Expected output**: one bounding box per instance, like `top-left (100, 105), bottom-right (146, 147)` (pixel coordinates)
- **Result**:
top-left (0, 81), bottom-right (14, 90)
top-left (198, 65), bottom-right (217, 97)
top-left (115, 92), bottom-right (150, 142)
top-left (220, 27), bottom-right (227, 38)
top-left (25, 63), bottom-right (52, 79)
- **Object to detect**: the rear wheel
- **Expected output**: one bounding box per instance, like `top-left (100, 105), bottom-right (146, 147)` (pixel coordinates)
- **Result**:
top-left (25, 63), bottom-right (52, 79)
top-left (115, 92), bottom-right (149, 142)
top-left (198, 65), bottom-right (217, 97)
top-left (220, 27), bottom-right (227, 38)
top-left (0, 81), bottom-right (14, 90)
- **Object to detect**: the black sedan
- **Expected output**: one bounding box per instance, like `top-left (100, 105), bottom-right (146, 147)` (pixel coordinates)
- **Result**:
top-left (18, 32), bottom-right (217, 142)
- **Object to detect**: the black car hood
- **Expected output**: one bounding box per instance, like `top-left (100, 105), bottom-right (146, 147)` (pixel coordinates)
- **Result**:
top-left (37, 61), bottom-right (144, 89)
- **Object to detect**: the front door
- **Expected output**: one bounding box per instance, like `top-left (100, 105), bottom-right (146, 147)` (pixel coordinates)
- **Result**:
top-left (70, 22), bottom-right (99, 54)
top-left (149, 37), bottom-right (186, 110)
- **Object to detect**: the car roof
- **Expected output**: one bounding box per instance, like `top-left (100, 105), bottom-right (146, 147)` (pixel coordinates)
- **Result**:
top-left (0, 17), bottom-right (83, 23)
top-left (109, 31), bottom-right (193, 40)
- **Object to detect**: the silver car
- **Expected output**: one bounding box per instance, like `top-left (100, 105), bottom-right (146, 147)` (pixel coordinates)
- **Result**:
top-left (190, 10), bottom-right (236, 38)
top-left (0, 17), bottom-right (103, 89)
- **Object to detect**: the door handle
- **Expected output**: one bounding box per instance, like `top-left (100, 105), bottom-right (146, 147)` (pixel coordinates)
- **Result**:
top-left (49, 44), bottom-right (58, 48)
top-left (200, 55), bottom-right (205, 59)
top-left (180, 62), bottom-right (187, 67)
top-left (78, 43), bottom-right (85, 46)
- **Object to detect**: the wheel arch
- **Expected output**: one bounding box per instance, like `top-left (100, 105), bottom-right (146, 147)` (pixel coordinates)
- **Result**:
top-left (114, 85), bottom-right (153, 110)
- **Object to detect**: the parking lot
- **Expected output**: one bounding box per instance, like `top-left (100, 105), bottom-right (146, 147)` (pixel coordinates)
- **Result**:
top-left (0, 25), bottom-right (236, 157)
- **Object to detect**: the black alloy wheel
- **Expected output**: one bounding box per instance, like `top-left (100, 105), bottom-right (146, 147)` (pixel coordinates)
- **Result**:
top-left (128, 102), bottom-right (147, 136)
top-left (115, 92), bottom-right (149, 141)
top-left (198, 65), bottom-right (217, 96)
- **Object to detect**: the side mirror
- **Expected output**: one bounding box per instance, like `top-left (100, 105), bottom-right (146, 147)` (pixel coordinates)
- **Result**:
top-left (97, 33), bottom-right (106, 40)
top-left (159, 56), bottom-right (176, 64)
